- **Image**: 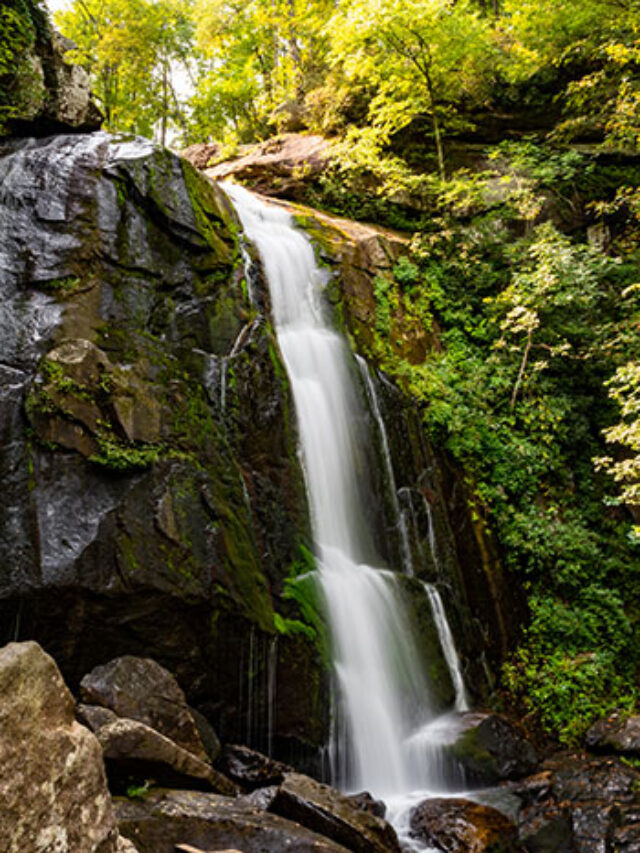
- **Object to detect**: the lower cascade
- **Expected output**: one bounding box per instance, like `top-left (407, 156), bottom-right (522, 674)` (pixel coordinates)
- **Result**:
top-left (225, 183), bottom-right (472, 845)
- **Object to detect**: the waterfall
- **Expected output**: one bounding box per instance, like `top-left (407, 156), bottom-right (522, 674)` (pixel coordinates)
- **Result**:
top-left (424, 583), bottom-right (470, 712)
top-left (224, 185), bottom-right (470, 843)
top-left (357, 355), bottom-right (414, 576)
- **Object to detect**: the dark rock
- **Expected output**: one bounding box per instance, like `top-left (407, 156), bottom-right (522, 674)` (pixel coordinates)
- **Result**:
top-left (116, 788), bottom-right (351, 853)
top-left (447, 712), bottom-right (538, 784)
top-left (549, 754), bottom-right (638, 804)
top-left (518, 805), bottom-right (573, 853)
top-left (268, 771), bottom-right (402, 853)
top-left (237, 785), bottom-right (279, 810)
top-left (513, 754), bottom-right (640, 853)
top-left (347, 791), bottom-right (387, 819)
top-left (189, 706), bottom-right (222, 763)
top-left (410, 797), bottom-right (523, 853)
top-left (586, 713), bottom-right (640, 757)
top-left (0, 641), bottom-right (121, 853)
top-left (0, 130), bottom-right (325, 753)
top-left (613, 806), bottom-right (640, 853)
top-left (96, 717), bottom-right (237, 795)
top-left (215, 744), bottom-right (293, 790)
top-left (81, 656), bottom-right (209, 761)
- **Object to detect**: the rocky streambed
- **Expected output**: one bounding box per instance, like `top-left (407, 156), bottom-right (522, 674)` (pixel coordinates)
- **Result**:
top-left (3, 640), bottom-right (640, 853)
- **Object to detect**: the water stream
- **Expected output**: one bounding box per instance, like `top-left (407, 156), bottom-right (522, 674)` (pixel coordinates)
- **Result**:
top-left (224, 183), bottom-right (471, 847)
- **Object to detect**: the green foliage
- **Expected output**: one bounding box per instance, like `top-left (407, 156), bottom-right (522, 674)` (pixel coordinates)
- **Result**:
top-left (353, 147), bottom-right (640, 742)
top-left (189, 0), bottom-right (334, 144)
top-left (125, 780), bottom-right (153, 799)
top-left (56, 0), bottom-right (194, 143)
top-left (0, 0), bottom-right (49, 134)
top-left (273, 611), bottom-right (316, 641)
top-left (282, 572), bottom-right (331, 666)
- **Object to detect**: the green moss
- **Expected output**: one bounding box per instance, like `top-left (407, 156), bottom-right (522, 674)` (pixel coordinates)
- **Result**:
top-left (89, 435), bottom-right (162, 471)
top-left (40, 276), bottom-right (82, 296)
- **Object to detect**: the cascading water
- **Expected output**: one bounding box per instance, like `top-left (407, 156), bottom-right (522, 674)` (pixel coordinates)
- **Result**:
top-left (357, 355), bottom-right (414, 577)
top-left (424, 584), bottom-right (470, 713)
top-left (224, 183), bottom-right (471, 846)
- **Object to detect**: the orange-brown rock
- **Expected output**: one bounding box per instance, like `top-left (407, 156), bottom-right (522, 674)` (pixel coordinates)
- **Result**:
top-left (409, 797), bottom-right (522, 852)
top-left (206, 134), bottom-right (331, 200)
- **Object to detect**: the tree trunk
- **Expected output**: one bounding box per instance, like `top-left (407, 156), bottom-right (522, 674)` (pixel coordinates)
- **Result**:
top-left (424, 67), bottom-right (446, 180)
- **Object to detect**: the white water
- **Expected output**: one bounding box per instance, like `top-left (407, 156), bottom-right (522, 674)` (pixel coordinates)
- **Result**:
top-left (424, 584), bottom-right (470, 712)
top-left (357, 355), bottom-right (414, 577)
top-left (224, 183), bottom-right (471, 847)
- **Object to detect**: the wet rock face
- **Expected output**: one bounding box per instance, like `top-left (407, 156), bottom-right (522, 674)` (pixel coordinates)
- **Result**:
top-left (448, 712), bottom-right (539, 784)
top-left (215, 744), bottom-right (293, 791)
top-left (0, 641), bottom-right (121, 853)
top-left (585, 712), bottom-right (640, 756)
top-left (513, 754), bottom-right (640, 853)
top-left (0, 132), bottom-right (324, 751)
top-left (409, 797), bottom-right (522, 852)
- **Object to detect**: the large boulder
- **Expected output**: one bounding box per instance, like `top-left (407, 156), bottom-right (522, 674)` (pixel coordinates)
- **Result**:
top-left (0, 641), bottom-right (121, 853)
top-left (95, 718), bottom-right (237, 795)
top-left (80, 656), bottom-right (209, 761)
top-left (446, 712), bottom-right (538, 784)
top-left (204, 133), bottom-right (331, 200)
top-left (267, 772), bottom-right (402, 853)
top-left (409, 797), bottom-right (522, 853)
top-left (116, 788), bottom-right (352, 853)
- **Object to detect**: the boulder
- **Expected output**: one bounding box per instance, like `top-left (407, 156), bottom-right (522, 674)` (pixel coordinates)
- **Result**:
top-left (96, 718), bottom-right (237, 795)
top-left (215, 744), bottom-right (293, 790)
top-left (0, 641), bottom-right (120, 853)
top-left (585, 712), bottom-right (640, 757)
top-left (268, 772), bottom-right (402, 853)
top-left (180, 142), bottom-right (223, 170)
top-left (190, 706), bottom-right (222, 763)
top-left (206, 133), bottom-right (331, 200)
top-left (409, 797), bottom-right (522, 853)
top-left (80, 656), bottom-right (210, 761)
top-left (446, 712), bottom-right (538, 784)
top-left (115, 788), bottom-right (352, 853)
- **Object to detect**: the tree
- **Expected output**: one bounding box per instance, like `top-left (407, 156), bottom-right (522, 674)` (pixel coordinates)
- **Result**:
top-left (56, 0), bottom-right (194, 143)
top-left (327, 0), bottom-right (494, 178)
top-left (499, 0), bottom-right (640, 149)
top-left (190, 0), bottom-right (332, 143)
top-left (600, 362), bottom-right (640, 525)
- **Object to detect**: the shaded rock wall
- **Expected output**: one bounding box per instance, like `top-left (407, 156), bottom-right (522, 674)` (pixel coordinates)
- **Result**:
top-left (0, 131), bottom-right (325, 755)
top-left (1, 1), bottom-right (102, 137)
